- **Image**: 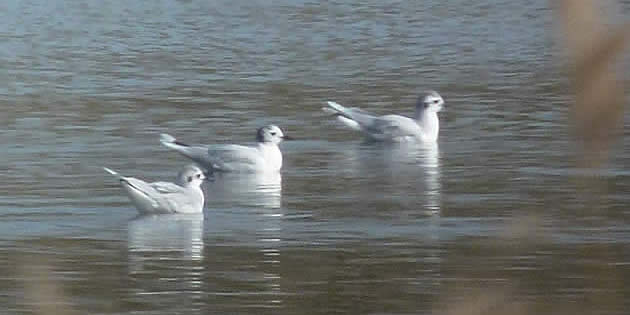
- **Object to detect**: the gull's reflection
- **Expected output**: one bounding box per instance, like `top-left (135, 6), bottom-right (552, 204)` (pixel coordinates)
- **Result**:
top-left (353, 141), bottom-right (443, 292)
top-left (345, 141), bottom-right (442, 215)
top-left (334, 140), bottom-right (443, 294)
top-left (412, 143), bottom-right (443, 291)
top-left (388, 141), bottom-right (441, 215)
top-left (206, 172), bottom-right (282, 209)
top-left (378, 142), bottom-right (443, 291)
top-left (417, 142), bottom-right (441, 215)
top-left (205, 172), bottom-right (284, 308)
top-left (128, 214), bottom-right (204, 264)
top-left (127, 214), bottom-right (205, 305)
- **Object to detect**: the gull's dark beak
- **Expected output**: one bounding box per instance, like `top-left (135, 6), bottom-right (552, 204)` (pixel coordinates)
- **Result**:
top-left (282, 135), bottom-right (295, 140)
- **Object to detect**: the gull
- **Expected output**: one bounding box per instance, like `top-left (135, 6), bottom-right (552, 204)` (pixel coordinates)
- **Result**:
top-left (324, 91), bottom-right (444, 142)
top-left (160, 125), bottom-right (291, 173)
top-left (104, 164), bottom-right (205, 215)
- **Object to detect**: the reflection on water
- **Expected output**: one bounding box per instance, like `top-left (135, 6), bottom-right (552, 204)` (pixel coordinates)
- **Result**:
top-left (128, 214), bottom-right (205, 266)
top-left (205, 172), bottom-right (285, 309)
top-left (338, 141), bottom-right (442, 218)
top-left (207, 172), bottom-right (283, 209)
top-left (378, 141), bottom-right (442, 215)
top-left (127, 214), bottom-right (205, 310)
top-left (419, 143), bottom-right (441, 215)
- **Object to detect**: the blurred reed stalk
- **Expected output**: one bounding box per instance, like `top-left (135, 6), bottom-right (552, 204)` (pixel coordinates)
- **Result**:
top-left (18, 256), bottom-right (79, 315)
top-left (556, 0), bottom-right (630, 167)
top-left (437, 2), bottom-right (629, 314)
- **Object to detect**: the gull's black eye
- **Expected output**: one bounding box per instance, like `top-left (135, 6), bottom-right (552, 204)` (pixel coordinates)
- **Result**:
top-left (270, 132), bottom-right (277, 136)
top-left (196, 174), bottom-right (201, 178)
top-left (433, 100), bottom-right (439, 104)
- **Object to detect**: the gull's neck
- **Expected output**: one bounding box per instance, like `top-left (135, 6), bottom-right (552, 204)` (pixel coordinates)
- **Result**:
top-left (176, 183), bottom-right (204, 213)
top-left (183, 182), bottom-right (203, 194)
top-left (191, 186), bottom-right (205, 211)
top-left (414, 108), bottom-right (440, 142)
top-left (257, 141), bottom-right (279, 149)
top-left (257, 142), bottom-right (283, 171)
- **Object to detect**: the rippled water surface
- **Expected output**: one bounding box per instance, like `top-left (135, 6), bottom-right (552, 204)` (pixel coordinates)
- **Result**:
top-left (2, 0), bottom-right (630, 314)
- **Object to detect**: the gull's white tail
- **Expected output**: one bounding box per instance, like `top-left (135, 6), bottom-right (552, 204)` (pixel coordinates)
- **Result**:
top-left (103, 167), bottom-right (120, 177)
top-left (326, 101), bottom-right (347, 113)
top-left (322, 106), bottom-right (338, 115)
top-left (160, 133), bottom-right (195, 154)
top-left (160, 133), bottom-right (210, 166)
top-left (324, 101), bottom-right (361, 131)
top-left (160, 133), bottom-right (176, 143)
top-left (160, 133), bottom-right (182, 149)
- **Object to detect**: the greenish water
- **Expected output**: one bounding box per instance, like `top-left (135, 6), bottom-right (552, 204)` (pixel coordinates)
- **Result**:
top-left (1, 0), bottom-right (630, 314)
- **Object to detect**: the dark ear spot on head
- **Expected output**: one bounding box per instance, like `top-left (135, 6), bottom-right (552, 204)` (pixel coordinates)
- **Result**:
top-left (256, 128), bottom-right (265, 142)
top-left (187, 176), bottom-right (193, 183)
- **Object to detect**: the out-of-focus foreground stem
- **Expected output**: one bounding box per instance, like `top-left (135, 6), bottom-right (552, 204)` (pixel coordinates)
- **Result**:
top-left (557, 0), bottom-right (630, 166)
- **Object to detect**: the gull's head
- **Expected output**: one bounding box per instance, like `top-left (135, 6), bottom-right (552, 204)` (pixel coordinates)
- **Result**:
top-left (256, 125), bottom-right (291, 144)
top-left (177, 164), bottom-right (206, 188)
top-left (418, 91), bottom-right (444, 113)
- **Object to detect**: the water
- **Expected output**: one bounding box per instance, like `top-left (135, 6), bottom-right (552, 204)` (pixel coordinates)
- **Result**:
top-left (2, 0), bottom-right (630, 314)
